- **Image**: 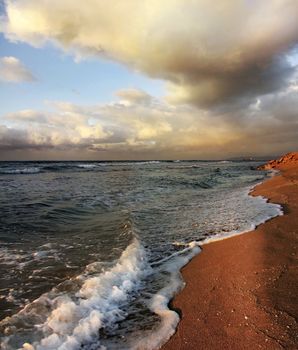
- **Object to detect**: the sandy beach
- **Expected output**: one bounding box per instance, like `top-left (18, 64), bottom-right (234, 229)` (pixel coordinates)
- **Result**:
top-left (161, 154), bottom-right (298, 349)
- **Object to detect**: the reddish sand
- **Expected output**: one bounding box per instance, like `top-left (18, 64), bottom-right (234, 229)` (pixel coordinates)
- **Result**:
top-left (161, 155), bottom-right (298, 349)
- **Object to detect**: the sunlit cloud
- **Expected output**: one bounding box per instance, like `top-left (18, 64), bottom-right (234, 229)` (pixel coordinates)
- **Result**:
top-left (0, 56), bottom-right (36, 83)
top-left (1, 84), bottom-right (297, 159)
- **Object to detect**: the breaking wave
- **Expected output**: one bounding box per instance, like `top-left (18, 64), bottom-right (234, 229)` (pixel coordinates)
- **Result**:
top-left (1, 238), bottom-right (150, 350)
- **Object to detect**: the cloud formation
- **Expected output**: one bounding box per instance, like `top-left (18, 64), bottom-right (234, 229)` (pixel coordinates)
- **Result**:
top-left (1, 85), bottom-right (297, 159)
top-left (2, 0), bottom-right (298, 106)
top-left (0, 1), bottom-right (297, 159)
top-left (2, 106), bottom-right (109, 151)
top-left (0, 56), bottom-right (36, 82)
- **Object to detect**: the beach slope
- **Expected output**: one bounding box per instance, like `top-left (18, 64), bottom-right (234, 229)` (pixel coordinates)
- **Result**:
top-left (161, 153), bottom-right (298, 349)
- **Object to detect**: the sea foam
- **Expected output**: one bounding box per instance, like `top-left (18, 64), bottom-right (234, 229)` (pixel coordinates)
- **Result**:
top-left (1, 238), bottom-right (150, 350)
top-left (131, 242), bottom-right (200, 350)
top-left (200, 185), bottom-right (283, 245)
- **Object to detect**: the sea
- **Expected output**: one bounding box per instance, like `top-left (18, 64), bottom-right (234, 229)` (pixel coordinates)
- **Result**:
top-left (0, 160), bottom-right (282, 350)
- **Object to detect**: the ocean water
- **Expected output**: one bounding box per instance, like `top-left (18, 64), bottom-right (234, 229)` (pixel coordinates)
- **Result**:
top-left (0, 160), bottom-right (282, 350)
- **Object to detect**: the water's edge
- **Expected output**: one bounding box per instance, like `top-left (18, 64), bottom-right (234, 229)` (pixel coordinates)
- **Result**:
top-left (151, 169), bottom-right (283, 350)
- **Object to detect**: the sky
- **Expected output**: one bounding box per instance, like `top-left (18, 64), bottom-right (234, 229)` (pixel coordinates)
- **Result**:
top-left (0, 0), bottom-right (297, 160)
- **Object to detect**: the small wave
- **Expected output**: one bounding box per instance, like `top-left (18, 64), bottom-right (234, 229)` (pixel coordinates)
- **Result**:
top-left (76, 164), bottom-right (98, 169)
top-left (42, 163), bottom-right (105, 172)
top-left (41, 164), bottom-right (79, 172)
top-left (156, 177), bottom-right (213, 189)
top-left (166, 164), bottom-right (201, 170)
top-left (132, 161), bottom-right (161, 165)
top-left (0, 167), bottom-right (41, 175)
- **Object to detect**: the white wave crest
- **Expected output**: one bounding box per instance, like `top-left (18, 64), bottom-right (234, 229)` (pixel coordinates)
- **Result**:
top-left (1, 167), bottom-right (41, 174)
top-left (76, 164), bottom-right (98, 169)
top-left (1, 238), bottom-right (150, 350)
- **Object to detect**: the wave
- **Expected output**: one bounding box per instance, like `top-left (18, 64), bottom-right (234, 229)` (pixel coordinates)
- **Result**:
top-left (166, 164), bottom-right (202, 170)
top-left (0, 239), bottom-right (203, 350)
top-left (0, 163), bottom-right (105, 175)
top-left (42, 163), bottom-right (101, 172)
top-left (0, 161), bottom-right (165, 176)
top-left (156, 177), bottom-right (214, 189)
top-left (136, 161), bottom-right (160, 165)
top-left (76, 164), bottom-right (98, 169)
top-left (0, 167), bottom-right (41, 174)
top-left (1, 238), bottom-right (151, 350)
top-left (0, 161), bottom-right (226, 176)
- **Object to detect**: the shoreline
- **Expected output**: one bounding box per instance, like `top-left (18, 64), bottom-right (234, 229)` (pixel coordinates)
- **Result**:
top-left (160, 161), bottom-right (298, 349)
top-left (199, 168), bottom-right (284, 246)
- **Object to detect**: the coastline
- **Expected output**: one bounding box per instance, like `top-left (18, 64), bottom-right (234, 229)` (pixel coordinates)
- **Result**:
top-left (160, 160), bottom-right (298, 349)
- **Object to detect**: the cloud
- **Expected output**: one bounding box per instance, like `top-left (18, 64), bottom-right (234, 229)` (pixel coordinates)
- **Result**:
top-left (115, 88), bottom-right (152, 105)
top-left (0, 92), bottom-right (232, 157)
top-left (1, 83), bottom-right (297, 159)
top-left (0, 125), bottom-right (32, 150)
top-left (1, 1), bottom-right (297, 159)
top-left (3, 106), bottom-right (110, 152)
top-left (0, 56), bottom-right (36, 82)
top-left (1, 0), bottom-right (298, 106)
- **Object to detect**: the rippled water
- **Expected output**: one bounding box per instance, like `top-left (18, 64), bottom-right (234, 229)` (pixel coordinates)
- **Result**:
top-left (0, 161), bottom-right (282, 349)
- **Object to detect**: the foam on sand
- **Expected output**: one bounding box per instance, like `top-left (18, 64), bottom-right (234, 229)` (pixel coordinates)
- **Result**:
top-left (131, 242), bottom-right (200, 350)
top-left (200, 185), bottom-right (283, 245)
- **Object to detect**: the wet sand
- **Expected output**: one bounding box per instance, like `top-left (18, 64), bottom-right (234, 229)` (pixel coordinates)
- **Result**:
top-left (161, 162), bottom-right (298, 349)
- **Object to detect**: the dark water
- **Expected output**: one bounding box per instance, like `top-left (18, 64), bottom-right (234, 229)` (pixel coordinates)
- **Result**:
top-left (0, 161), bottom-right (282, 349)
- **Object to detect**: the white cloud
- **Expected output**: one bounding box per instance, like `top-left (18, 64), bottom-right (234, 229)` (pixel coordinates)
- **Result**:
top-left (0, 56), bottom-right (36, 82)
